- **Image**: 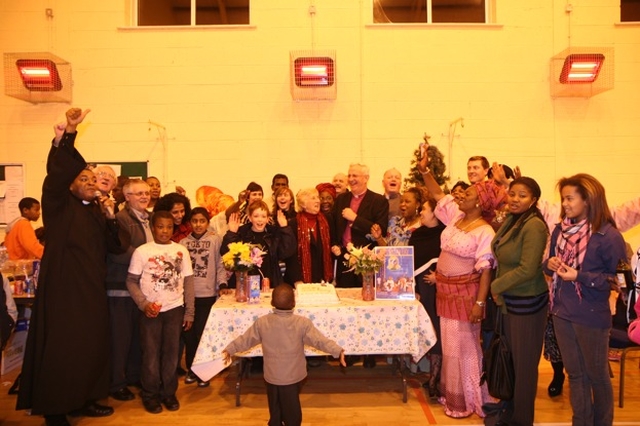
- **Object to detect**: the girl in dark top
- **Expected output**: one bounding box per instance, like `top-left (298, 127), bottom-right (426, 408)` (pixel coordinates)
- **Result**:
top-left (272, 187), bottom-right (298, 284)
top-left (410, 195), bottom-right (445, 398)
top-left (272, 187), bottom-right (297, 222)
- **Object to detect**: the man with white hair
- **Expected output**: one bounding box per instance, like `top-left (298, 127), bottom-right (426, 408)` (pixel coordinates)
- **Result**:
top-left (106, 179), bottom-right (153, 402)
top-left (331, 163), bottom-right (388, 288)
top-left (93, 165), bottom-right (117, 196)
top-left (332, 173), bottom-right (349, 196)
top-left (382, 168), bottom-right (402, 220)
top-left (331, 164), bottom-right (388, 368)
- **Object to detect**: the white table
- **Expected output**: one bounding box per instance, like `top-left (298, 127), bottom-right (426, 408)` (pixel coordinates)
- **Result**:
top-left (191, 288), bottom-right (437, 404)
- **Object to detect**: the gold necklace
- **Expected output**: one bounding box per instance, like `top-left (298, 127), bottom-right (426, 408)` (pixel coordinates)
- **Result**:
top-left (458, 216), bottom-right (482, 232)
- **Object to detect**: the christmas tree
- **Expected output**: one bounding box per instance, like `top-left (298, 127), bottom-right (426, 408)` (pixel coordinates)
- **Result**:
top-left (403, 133), bottom-right (449, 190)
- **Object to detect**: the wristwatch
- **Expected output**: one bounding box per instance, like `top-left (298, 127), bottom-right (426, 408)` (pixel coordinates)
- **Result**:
top-left (475, 300), bottom-right (486, 307)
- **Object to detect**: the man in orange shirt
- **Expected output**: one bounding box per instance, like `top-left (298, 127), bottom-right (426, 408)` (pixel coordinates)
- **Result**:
top-left (4, 197), bottom-right (44, 260)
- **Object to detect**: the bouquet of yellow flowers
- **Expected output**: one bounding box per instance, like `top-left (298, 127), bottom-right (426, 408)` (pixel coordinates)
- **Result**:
top-left (344, 243), bottom-right (385, 275)
top-left (222, 242), bottom-right (266, 272)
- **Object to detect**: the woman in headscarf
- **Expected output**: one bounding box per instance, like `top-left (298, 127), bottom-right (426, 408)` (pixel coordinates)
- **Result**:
top-left (418, 142), bottom-right (506, 419)
top-left (315, 183), bottom-right (337, 217)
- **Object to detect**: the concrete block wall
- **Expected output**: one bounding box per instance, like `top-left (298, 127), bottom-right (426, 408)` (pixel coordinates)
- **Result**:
top-left (1, 0), bottom-right (639, 246)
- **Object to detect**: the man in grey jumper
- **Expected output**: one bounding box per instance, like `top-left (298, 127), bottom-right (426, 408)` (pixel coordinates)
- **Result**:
top-left (223, 284), bottom-right (346, 426)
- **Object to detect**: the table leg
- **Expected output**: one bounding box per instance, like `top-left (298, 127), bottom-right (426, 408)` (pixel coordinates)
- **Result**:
top-left (235, 358), bottom-right (250, 407)
top-left (391, 355), bottom-right (409, 403)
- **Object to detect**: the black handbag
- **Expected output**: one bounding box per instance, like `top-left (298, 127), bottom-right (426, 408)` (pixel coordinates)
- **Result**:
top-left (480, 309), bottom-right (515, 400)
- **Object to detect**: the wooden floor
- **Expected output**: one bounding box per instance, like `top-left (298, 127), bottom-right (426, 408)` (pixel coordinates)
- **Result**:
top-left (1, 354), bottom-right (640, 426)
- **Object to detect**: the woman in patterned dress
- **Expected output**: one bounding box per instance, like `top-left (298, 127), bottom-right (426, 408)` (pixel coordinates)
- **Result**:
top-left (418, 142), bottom-right (506, 418)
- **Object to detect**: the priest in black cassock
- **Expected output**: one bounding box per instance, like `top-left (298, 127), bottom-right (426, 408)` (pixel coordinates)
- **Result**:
top-left (17, 108), bottom-right (128, 426)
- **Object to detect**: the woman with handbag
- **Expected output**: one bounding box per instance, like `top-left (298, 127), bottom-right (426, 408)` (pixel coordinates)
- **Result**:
top-left (544, 174), bottom-right (626, 426)
top-left (490, 177), bottom-right (549, 425)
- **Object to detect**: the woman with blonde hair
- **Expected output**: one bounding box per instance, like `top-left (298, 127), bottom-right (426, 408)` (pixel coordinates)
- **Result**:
top-left (544, 173), bottom-right (626, 426)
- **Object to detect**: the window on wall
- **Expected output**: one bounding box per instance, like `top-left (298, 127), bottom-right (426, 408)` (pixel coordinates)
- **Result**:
top-left (621, 0), bottom-right (640, 22)
top-left (137, 0), bottom-right (250, 26)
top-left (374, 0), bottom-right (487, 24)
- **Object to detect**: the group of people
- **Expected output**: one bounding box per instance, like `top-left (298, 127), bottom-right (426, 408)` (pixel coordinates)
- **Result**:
top-left (4, 106), bottom-right (640, 426)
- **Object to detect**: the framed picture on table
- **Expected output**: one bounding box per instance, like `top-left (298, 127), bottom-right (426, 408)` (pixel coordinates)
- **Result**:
top-left (374, 246), bottom-right (415, 300)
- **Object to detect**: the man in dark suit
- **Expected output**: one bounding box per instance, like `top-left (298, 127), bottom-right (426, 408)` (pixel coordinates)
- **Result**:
top-left (330, 163), bottom-right (388, 369)
top-left (331, 163), bottom-right (389, 288)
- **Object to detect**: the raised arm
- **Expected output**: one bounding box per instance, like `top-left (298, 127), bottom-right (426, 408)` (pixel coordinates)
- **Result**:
top-left (417, 142), bottom-right (445, 202)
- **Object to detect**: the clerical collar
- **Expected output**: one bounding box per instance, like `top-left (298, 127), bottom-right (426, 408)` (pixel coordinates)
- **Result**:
top-left (82, 200), bottom-right (91, 205)
top-left (352, 190), bottom-right (367, 199)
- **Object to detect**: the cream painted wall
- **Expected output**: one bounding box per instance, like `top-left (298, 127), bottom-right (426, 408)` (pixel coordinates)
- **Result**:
top-left (1, 1), bottom-right (640, 247)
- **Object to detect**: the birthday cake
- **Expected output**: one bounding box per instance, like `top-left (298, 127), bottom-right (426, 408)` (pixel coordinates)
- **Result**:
top-left (295, 283), bottom-right (340, 306)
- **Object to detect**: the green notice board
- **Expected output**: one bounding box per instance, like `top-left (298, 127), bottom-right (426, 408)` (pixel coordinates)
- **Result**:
top-left (90, 161), bottom-right (148, 179)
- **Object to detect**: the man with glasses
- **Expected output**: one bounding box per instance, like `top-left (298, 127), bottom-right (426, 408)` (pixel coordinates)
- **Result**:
top-left (105, 179), bottom-right (153, 402)
top-left (93, 165), bottom-right (117, 197)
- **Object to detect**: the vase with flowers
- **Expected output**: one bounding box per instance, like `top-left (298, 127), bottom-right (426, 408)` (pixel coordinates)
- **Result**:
top-left (222, 242), bottom-right (266, 302)
top-left (344, 243), bottom-right (385, 301)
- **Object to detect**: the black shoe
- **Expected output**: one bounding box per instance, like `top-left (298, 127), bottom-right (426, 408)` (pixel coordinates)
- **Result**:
top-left (345, 355), bottom-right (359, 367)
top-left (421, 381), bottom-right (441, 399)
top-left (110, 387), bottom-right (135, 401)
top-left (69, 401), bottom-right (114, 417)
top-left (8, 374), bottom-right (20, 395)
top-left (44, 415), bottom-right (71, 426)
top-left (184, 371), bottom-right (198, 384)
top-left (363, 355), bottom-right (377, 369)
top-left (176, 367), bottom-right (187, 376)
top-left (127, 380), bottom-right (142, 389)
top-left (142, 397), bottom-right (163, 414)
top-left (548, 375), bottom-right (565, 397)
top-left (161, 395), bottom-right (180, 411)
top-left (197, 379), bottom-right (210, 388)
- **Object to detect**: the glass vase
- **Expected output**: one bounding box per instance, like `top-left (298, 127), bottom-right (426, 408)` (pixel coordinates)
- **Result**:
top-left (235, 270), bottom-right (249, 303)
top-left (362, 271), bottom-right (375, 301)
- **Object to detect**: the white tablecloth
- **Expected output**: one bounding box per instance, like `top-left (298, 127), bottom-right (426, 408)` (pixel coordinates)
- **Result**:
top-left (191, 288), bottom-right (437, 381)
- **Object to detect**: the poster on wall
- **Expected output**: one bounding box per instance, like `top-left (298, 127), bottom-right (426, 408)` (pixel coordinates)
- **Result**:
top-left (374, 246), bottom-right (415, 300)
top-left (0, 164), bottom-right (25, 225)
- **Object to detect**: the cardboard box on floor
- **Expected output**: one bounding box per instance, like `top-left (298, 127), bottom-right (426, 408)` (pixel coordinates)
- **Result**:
top-left (1, 319), bottom-right (27, 376)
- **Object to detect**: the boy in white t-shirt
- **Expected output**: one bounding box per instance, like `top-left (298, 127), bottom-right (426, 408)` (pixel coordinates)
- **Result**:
top-left (126, 211), bottom-right (194, 414)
